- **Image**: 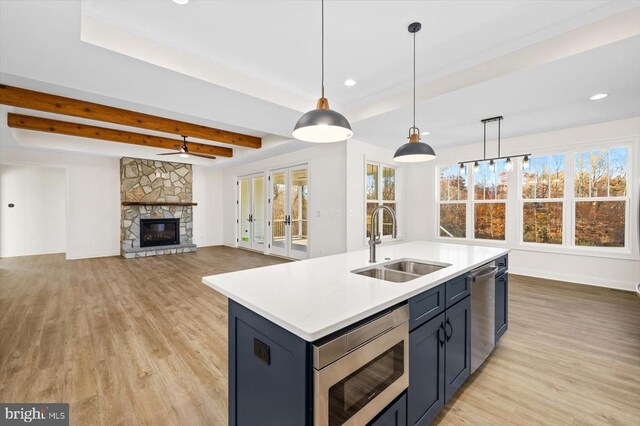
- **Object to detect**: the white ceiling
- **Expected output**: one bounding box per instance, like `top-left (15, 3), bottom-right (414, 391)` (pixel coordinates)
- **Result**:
top-left (82, 0), bottom-right (637, 109)
top-left (0, 0), bottom-right (639, 167)
top-left (355, 34), bottom-right (640, 150)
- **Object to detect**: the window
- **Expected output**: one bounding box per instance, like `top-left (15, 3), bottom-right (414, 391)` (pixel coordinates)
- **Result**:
top-left (521, 154), bottom-right (565, 244)
top-left (438, 165), bottom-right (467, 238)
top-left (574, 146), bottom-right (628, 247)
top-left (473, 160), bottom-right (507, 240)
top-left (437, 141), bottom-right (633, 253)
top-left (366, 162), bottom-right (396, 239)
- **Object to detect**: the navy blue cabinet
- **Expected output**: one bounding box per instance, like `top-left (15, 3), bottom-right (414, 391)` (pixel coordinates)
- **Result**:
top-left (408, 312), bottom-right (445, 426)
top-left (229, 300), bottom-right (311, 426)
top-left (368, 394), bottom-right (407, 426)
top-left (408, 283), bottom-right (472, 425)
top-left (495, 272), bottom-right (508, 343)
top-left (444, 296), bottom-right (471, 403)
top-left (408, 284), bottom-right (445, 331)
top-left (444, 275), bottom-right (470, 308)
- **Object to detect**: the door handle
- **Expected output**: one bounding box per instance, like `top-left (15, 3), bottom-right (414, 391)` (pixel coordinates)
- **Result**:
top-left (445, 318), bottom-right (453, 341)
top-left (248, 214), bottom-right (253, 223)
top-left (438, 323), bottom-right (446, 347)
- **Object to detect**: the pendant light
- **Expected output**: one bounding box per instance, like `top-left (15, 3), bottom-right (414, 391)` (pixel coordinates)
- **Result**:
top-left (292, 0), bottom-right (352, 143)
top-left (458, 116), bottom-right (530, 172)
top-left (393, 22), bottom-right (436, 163)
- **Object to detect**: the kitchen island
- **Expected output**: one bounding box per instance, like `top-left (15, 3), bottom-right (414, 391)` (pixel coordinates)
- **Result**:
top-left (203, 241), bottom-right (509, 426)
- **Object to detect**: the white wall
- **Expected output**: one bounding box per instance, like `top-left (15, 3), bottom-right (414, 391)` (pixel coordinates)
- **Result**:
top-left (0, 164), bottom-right (67, 257)
top-left (222, 142), bottom-right (347, 258)
top-left (405, 117), bottom-right (640, 291)
top-left (0, 146), bottom-right (122, 259)
top-left (193, 165), bottom-right (224, 247)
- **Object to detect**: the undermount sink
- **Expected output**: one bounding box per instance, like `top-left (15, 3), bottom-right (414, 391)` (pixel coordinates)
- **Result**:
top-left (354, 267), bottom-right (419, 283)
top-left (352, 259), bottom-right (451, 283)
top-left (384, 260), bottom-right (447, 276)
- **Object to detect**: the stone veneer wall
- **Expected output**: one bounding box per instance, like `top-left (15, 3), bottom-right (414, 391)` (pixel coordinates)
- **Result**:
top-left (120, 157), bottom-right (196, 258)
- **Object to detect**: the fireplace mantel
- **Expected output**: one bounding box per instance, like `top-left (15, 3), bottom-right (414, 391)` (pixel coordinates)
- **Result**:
top-left (122, 201), bottom-right (198, 207)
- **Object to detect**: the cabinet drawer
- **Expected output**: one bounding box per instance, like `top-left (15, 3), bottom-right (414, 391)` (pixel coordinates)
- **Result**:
top-left (367, 393), bottom-right (406, 426)
top-left (409, 284), bottom-right (444, 331)
top-left (445, 275), bottom-right (470, 308)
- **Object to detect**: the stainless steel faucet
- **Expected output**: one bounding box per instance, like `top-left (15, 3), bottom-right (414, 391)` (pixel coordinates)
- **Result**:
top-left (369, 205), bottom-right (397, 263)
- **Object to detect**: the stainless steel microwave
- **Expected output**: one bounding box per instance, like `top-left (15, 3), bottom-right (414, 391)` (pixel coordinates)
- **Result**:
top-left (312, 305), bottom-right (409, 426)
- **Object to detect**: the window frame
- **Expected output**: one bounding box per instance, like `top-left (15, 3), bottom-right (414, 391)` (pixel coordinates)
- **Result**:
top-left (365, 160), bottom-right (399, 243)
top-left (437, 164), bottom-right (469, 240)
top-left (434, 137), bottom-right (636, 258)
top-left (518, 153), bottom-right (567, 246)
top-left (436, 162), bottom-right (510, 244)
top-left (516, 140), bottom-right (633, 254)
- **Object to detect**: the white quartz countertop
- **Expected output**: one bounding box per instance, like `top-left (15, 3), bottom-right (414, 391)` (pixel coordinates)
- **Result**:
top-left (202, 241), bottom-right (508, 341)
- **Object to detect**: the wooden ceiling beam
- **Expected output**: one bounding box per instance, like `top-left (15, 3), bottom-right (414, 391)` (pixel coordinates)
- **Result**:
top-left (7, 113), bottom-right (233, 158)
top-left (0, 84), bottom-right (261, 148)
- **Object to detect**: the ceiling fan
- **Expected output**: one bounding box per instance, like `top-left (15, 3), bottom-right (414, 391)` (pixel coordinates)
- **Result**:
top-left (157, 136), bottom-right (217, 160)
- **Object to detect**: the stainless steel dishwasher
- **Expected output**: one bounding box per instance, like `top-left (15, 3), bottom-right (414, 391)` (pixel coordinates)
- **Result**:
top-left (469, 261), bottom-right (498, 374)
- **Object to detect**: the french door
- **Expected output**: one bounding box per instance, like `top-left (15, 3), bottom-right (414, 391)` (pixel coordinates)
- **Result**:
top-left (238, 173), bottom-right (266, 252)
top-left (269, 165), bottom-right (308, 260)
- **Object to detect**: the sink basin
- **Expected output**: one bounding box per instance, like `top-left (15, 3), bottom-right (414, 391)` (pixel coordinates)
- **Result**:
top-left (352, 259), bottom-right (451, 283)
top-left (384, 260), bottom-right (447, 276)
top-left (354, 267), bottom-right (419, 283)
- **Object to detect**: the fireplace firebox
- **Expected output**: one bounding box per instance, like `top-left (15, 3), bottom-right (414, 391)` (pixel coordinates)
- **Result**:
top-left (140, 218), bottom-right (180, 247)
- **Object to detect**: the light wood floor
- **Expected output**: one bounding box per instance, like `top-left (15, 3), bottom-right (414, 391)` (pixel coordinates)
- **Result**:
top-left (1, 247), bottom-right (639, 425)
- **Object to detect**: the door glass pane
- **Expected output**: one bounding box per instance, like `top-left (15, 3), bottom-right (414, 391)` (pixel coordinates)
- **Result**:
top-left (252, 176), bottom-right (264, 247)
top-left (575, 201), bottom-right (625, 247)
top-left (366, 164), bottom-right (378, 200)
top-left (523, 202), bottom-right (563, 244)
top-left (290, 168), bottom-right (308, 253)
top-left (271, 172), bottom-right (286, 249)
top-left (382, 167), bottom-right (395, 201)
top-left (239, 179), bottom-right (250, 243)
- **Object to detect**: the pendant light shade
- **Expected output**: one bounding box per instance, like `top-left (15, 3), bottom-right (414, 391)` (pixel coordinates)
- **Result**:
top-left (293, 98), bottom-right (353, 143)
top-left (394, 132), bottom-right (436, 162)
top-left (293, 0), bottom-right (352, 143)
top-left (393, 22), bottom-right (436, 163)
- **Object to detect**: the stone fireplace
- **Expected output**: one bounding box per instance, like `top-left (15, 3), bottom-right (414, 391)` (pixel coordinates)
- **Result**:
top-left (120, 157), bottom-right (196, 258)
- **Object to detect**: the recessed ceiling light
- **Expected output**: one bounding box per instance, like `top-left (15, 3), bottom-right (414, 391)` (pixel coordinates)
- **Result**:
top-left (589, 93), bottom-right (608, 101)
top-left (172, 0), bottom-right (189, 5)
top-left (343, 79), bottom-right (356, 87)
top-left (420, 131), bottom-right (430, 136)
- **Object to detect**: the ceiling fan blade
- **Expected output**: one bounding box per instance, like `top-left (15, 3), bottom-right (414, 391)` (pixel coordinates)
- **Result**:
top-left (189, 152), bottom-right (217, 160)
top-left (157, 152), bottom-right (180, 156)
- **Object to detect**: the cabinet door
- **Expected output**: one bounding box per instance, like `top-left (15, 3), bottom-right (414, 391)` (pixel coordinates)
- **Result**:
top-left (408, 313), bottom-right (445, 426)
top-left (444, 296), bottom-right (471, 403)
top-left (368, 394), bottom-right (407, 426)
top-left (495, 272), bottom-right (508, 343)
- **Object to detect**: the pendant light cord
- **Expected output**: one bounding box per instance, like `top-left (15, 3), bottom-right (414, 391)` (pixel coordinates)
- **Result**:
top-left (483, 121), bottom-right (486, 160)
top-left (498, 118), bottom-right (501, 158)
top-left (321, 0), bottom-right (325, 98)
top-left (412, 28), bottom-right (416, 130)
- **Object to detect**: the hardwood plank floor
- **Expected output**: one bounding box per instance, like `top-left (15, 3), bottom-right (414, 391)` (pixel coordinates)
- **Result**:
top-left (1, 247), bottom-right (639, 425)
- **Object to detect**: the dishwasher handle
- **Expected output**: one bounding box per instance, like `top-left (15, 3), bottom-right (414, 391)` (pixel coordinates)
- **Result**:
top-left (469, 262), bottom-right (498, 282)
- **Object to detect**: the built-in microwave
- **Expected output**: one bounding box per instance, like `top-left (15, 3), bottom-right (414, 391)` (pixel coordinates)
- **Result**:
top-left (312, 305), bottom-right (409, 426)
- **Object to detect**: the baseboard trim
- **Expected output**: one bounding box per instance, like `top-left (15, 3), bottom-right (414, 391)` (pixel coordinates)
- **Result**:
top-left (508, 266), bottom-right (635, 292)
